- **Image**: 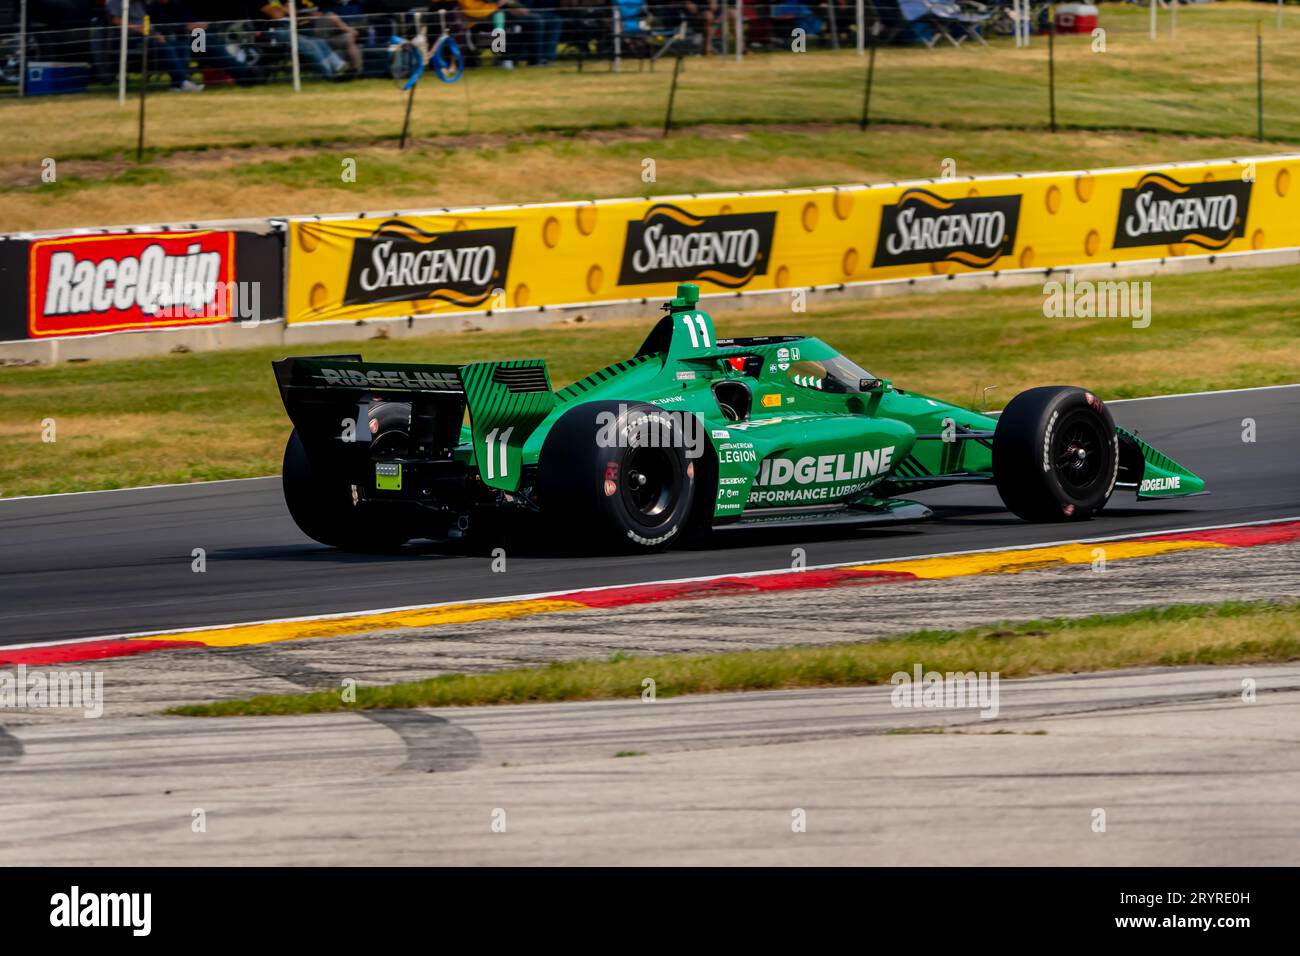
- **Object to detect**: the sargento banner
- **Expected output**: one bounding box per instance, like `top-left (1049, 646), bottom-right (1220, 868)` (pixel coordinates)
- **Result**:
top-left (871, 189), bottom-right (1021, 268)
top-left (342, 219), bottom-right (515, 308)
top-left (283, 155), bottom-right (1300, 325)
top-left (617, 204), bottom-right (777, 287)
top-left (1112, 172), bottom-right (1252, 250)
top-left (28, 231), bottom-right (237, 337)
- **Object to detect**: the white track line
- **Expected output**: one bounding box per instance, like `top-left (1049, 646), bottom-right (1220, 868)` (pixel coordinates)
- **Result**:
top-left (2, 384), bottom-right (1296, 504)
top-left (1106, 383), bottom-right (1300, 404)
top-left (0, 475), bottom-right (272, 504)
top-left (5, 514), bottom-right (1296, 654)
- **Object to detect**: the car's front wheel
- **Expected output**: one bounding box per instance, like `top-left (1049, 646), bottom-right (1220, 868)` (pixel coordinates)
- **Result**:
top-left (537, 401), bottom-right (697, 552)
top-left (993, 386), bottom-right (1118, 522)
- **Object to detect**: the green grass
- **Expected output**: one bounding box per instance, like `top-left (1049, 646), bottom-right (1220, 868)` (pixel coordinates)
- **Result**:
top-left (2, 262), bottom-right (1297, 498)
top-left (166, 600), bottom-right (1300, 716)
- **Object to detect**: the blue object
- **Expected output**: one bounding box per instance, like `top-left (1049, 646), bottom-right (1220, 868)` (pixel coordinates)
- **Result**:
top-left (24, 61), bottom-right (90, 96)
top-left (430, 35), bottom-right (464, 84)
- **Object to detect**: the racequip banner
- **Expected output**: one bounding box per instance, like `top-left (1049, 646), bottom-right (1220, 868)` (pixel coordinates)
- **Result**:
top-left (275, 153), bottom-right (1300, 325)
top-left (28, 231), bottom-right (237, 338)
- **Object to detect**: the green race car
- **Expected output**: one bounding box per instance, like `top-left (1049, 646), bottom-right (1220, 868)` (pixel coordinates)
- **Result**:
top-left (272, 283), bottom-right (1205, 552)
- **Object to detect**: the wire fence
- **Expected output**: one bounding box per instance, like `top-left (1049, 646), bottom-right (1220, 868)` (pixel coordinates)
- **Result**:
top-left (1, 2), bottom-right (1296, 148)
top-left (2, 4), bottom-right (853, 95)
top-left (3, 0), bottom-right (1283, 97)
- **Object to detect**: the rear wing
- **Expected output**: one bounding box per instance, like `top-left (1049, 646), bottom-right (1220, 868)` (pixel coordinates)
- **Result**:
top-left (273, 355), bottom-right (555, 491)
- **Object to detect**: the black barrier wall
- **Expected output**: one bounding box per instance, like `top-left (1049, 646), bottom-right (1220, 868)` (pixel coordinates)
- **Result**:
top-left (2, 226), bottom-right (285, 343)
top-left (0, 236), bottom-right (29, 342)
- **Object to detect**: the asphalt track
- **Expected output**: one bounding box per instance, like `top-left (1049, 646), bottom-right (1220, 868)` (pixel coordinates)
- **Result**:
top-left (1, 385), bottom-right (1296, 646)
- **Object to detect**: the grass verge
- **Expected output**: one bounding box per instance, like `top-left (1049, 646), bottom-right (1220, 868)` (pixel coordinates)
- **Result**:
top-left (167, 600), bottom-right (1300, 717)
top-left (2, 263), bottom-right (1297, 497)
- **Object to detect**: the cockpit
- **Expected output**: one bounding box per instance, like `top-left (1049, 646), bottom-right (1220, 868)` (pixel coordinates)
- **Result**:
top-left (786, 356), bottom-right (880, 393)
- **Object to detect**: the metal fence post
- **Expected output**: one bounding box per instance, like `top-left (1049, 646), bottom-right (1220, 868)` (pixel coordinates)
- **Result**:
top-left (856, 0), bottom-right (865, 55)
top-left (1048, 21), bottom-right (1056, 133)
top-left (137, 14), bottom-right (150, 161)
top-left (118, 3), bottom-right (129, 104)
top-left (1257, 23), bottom-right (1264, 141)
top-left (735, 0), bottom-right (744, 62)
top-left (613, 7), bottom-right (622, 73)
top-left (1149, 0), bottom-right (1157, 40)
top-left (18, 0), bottom-right (27, 97)
top-left (859, 32), bottom-right (875, 129)
top-left (664, 53), bottom-right (683, 137)
top-left (289, 0), bottom-right (302, 92)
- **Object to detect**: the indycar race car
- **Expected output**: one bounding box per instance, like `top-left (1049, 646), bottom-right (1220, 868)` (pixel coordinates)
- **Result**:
top-left (272, 283), bottom-right (1205, 552)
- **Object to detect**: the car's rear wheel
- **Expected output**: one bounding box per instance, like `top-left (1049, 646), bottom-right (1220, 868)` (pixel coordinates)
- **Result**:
top-left (993, 386), bottom-right (1118, 522)
top-left (537, 401), bottom-right (697, 551)
top-left (282, 429), bottom-right (409, 552)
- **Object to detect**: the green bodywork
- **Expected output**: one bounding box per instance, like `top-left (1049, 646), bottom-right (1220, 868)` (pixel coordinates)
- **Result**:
top-left (276, 282), bottom-right (1204, 525)
top-left (456, 282), bottom-right (1204, 518)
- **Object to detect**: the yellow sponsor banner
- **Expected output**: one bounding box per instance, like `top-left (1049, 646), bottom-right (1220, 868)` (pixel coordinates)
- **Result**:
top-left (285, 155), bottom-right (1300, 325)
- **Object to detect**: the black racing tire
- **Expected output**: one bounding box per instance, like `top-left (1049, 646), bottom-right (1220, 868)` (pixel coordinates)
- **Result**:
top-left (282, 429), bottom-right (410, 552)
top-left (993, 386), bottom-right (1119, 522)
top-left (537, 400), bottom-right (698, 552)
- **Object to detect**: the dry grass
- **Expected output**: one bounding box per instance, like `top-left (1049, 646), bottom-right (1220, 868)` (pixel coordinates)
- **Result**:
top-left (168, 601), bottom-right (1300, 716)
top-left (0, 124), bottom-right (1280, 232)
top-left (2, 4), bottom-right (1298, 230)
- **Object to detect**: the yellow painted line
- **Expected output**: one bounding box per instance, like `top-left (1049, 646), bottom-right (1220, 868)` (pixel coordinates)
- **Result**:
top-left (125, 537), bottom-right (1231, 650)
top-left (130, 598), bottom-right (587, 648)
top-left (851, 538), bottom-right (1226, 579)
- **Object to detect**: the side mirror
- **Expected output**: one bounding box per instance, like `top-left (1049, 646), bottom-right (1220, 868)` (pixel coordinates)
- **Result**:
top-left (859, 378), bottom-right (890, 392)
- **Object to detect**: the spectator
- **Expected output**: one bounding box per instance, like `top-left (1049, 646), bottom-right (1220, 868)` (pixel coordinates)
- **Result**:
top-left (250, 0), bottom-right (350, 79)
top-left (301, 0), bottom-right (365, 76)
top-left (525, 1), bottom-right (563, 65)
top-left (458, 0), bottom-right (561, 67)
top-left (771, 1), bottom-right (824, 40)
top-left (147, 0), bottom-right (261, 86)
top-left (29, 1), bottom-right (95, 29)
top-left (555, 0), bottom-right (606, 59)
top-left (649, 0), bottom-right (718, 56)
top-left (108, 0), bottom-right (203, 90)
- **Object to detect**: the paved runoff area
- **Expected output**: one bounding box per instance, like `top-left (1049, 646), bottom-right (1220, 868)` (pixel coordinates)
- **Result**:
top-left (1, 663), bottom-right (1297, 866)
